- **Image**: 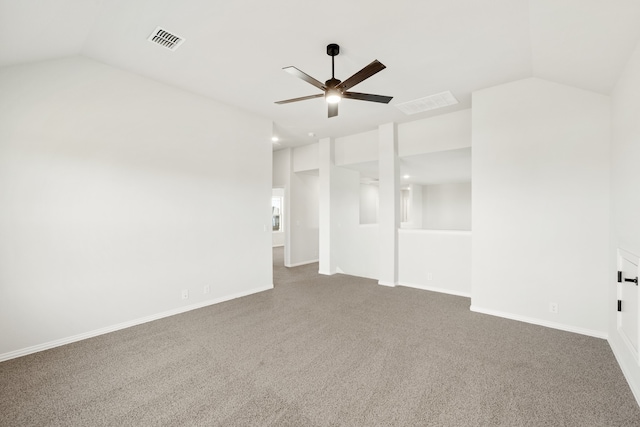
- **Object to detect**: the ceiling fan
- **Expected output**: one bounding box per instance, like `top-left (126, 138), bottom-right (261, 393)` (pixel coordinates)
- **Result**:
top-left (275, 44), bottom-right (393, 118)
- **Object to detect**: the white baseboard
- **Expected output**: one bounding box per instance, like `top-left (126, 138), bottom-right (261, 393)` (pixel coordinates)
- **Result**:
top-left (608, 337), bottom-right (640, 407)
top-left (0, 284), bottom-right (273, 363)
top-left (398, 282), bottom-right (471, 298)
top-left (285, 258), bottom-right (318, 267)
top-left (378, 281), bottom-right (397, 287)
top-left (469, 305), bottom-right (608, 339)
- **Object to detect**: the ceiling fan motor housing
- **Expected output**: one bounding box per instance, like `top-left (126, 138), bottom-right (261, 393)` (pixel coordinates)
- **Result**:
top-left (325, 77), bottom-right (341, 88)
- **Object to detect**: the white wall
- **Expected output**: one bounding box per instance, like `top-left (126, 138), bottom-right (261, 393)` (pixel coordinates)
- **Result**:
top-left (335, 130), bottom-right (378, 166)
top-left (288, 172), bottom-right (319, 266)
top-left (400, 184), bottom-right (423, 230)
top-left (423, 182), bottom-right (472, 230)
top-left (399, 230), bottom-right (471, 297)
top-left (292, 143), bottom-right (318, 173)
top-left (610, 39), bottom-right (640, 403)
top-left (290, 143), bottom-right (320, 267)
top-left (272, 148), bottom-right (290, 187)
top-left (408, 184), bottom-right (423, 229)
top-left (333, 166), bottom-right (379, 279)
top-left (0, 57), bottom-right (273, 359)
top-left (471, 77), bottom-right (610, 337)
top-left (398, 109), bottom-right (471, 157)
top-left (359, 184), bottom-right (379, 225)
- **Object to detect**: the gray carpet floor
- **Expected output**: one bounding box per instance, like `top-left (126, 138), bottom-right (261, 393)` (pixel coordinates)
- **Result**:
top-left (1, 246), bottom-right (639, 426)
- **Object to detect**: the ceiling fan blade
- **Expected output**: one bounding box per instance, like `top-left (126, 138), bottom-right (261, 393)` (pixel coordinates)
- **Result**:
top-left (283, 66), bottom-right (327, 91)
top-left (336, 60), bottom-right (386, 91)
top-left (328, 103), bottom-right (338, 118)
top-left (343, 92), bottom-right (393, 104)
top-left (275, 93), bottom-right (324, 104)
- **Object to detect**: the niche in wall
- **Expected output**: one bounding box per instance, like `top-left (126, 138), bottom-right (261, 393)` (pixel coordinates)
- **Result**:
top-left (400, 147), bottom-right (471, 231)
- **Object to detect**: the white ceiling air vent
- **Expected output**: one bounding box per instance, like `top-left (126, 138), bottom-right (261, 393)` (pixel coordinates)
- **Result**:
top-left (147, 26), bottom-right (185, 51)
top-left (395, 91), bottom-right (459, 115)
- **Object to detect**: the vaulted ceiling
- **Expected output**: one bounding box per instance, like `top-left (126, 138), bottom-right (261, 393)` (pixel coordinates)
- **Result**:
top-left (2, 0), bottom-right (640, 149)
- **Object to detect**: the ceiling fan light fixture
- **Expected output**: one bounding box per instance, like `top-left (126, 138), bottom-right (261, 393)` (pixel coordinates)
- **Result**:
top-left (326, 89), bottom-right (341, 104)
top-left (276, 44), bottom-right (392, 117)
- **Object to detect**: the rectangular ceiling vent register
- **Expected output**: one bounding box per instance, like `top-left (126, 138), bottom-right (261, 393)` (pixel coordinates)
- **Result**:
top-left (395, 91), bottom-right (459, 115)
top-left (147, 26), bottom-right (185, 51)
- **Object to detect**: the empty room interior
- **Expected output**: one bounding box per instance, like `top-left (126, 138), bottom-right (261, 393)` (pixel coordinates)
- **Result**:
top-left (2, 0), bottom-right (640, 425)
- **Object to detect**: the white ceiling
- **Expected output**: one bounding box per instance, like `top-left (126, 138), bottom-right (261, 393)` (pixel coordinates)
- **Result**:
top-left (2, 0), bottom-right (640, 149)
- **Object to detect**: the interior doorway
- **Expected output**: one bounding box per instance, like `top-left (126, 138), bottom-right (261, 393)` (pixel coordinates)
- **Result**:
top-left (272, 188), bottom-right (285, 269)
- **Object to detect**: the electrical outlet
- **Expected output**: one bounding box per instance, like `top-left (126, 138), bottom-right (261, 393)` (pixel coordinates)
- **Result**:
top-left (427, 273), bottom-right (433, 281)
top-left (181, 289), bottom-right (189, 300)
top-left (203, 285), bottom-right (210, 295)
top-left (549, 302), bottom-right (558, 314)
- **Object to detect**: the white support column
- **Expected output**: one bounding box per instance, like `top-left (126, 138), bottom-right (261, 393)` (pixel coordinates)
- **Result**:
top-left (378, 122), bottom-right (399, 286)
top-left (318, 137), bottom-right (336, 275)
top-left (283, 148), bottom-right (293, 267)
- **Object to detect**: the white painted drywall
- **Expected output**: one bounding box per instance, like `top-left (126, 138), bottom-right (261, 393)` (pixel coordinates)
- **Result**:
top-left (610, 39), bottom-right (640, 404)
top-left (401, 184), bottom-right (423, 229)
top-left (273, 148), bottom-right (290, 188)
top-left (332, 167), bottom-right (379, 279)
top-left (359, 184), bottom-right (379, 225)
top-left (422, 182), bottom-right (472, 230)
top-left (471, 77), bottom-right (610, 337)
top-left (378, 123), bottom-right (400, 286)
top-left (292, 143), bottom-right (319, 172)
top-left (333, 110), bottom-right (472, 172)
top-left (288, 172), bottom-right (319, 266)
top-left (319, 138), bottom-right (378, 278)
top-left (399, 230), bottom-right (471, 297)
top-left (0, 57), bottom-right (272, 358)
top-left (398, 109), bottom-right (471, 157)
top-left (318, 138), bottom-right (335, 275)
top-left (335, 130), bottom-right (378, 166)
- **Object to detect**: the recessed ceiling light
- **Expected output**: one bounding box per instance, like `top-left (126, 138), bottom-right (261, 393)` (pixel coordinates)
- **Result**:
top-left (271, 136), bottom-right (279, 142)
top-left (403, 175), bottom-right (410, 179)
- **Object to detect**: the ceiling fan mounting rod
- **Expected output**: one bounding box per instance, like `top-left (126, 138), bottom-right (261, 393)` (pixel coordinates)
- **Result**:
top-left (332, 55), bottom-right (335, 79)
top-left (327, 43), bottom-right (339, 79)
